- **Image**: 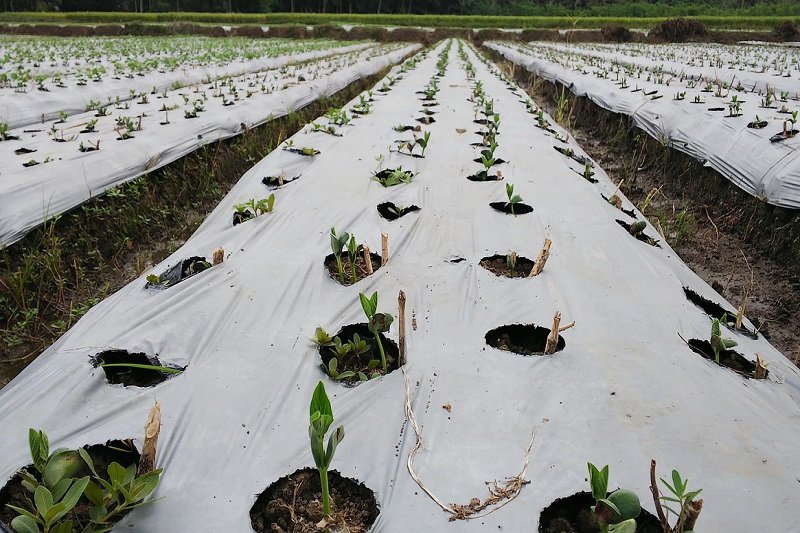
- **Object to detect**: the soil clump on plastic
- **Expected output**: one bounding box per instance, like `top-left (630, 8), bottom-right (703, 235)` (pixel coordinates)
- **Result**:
top-left (480, 254), bottom-right (535, 278)
top-left (250, 468), bottom-right (378, 533)
top-left (0, 440), bottom-right (141, 529)
top-left (539, 491), bottom-right (661, 533)
top-left (501, 55), bottom-right (800, 362)
top-left (323, 251), bottom-right (383, 286)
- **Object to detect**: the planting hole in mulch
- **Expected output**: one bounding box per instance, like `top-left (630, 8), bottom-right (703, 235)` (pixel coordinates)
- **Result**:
top-left (770, 129), bottom-right (799, 142)
top-left (601, 194), bottom-right (637, 218)
top-left (284, 147), bottom-right (320, 157)
top-left (472, 157), bottom-right (508, 165)
top-left (747, 120), bottom-right (768, 129)
top-left (687, 339), bottom-right (763, 378)
top-left (538, 491), bottom-right (662, 533)
top-left (323, 249), bottom-right (382, 286)
top-left (250, 468), bottom-right (379, 533)
top-left (485, 324), bottom-right (565, 355)
top-left (421, 102), bottom-right (438, 107)
top-left (14, 147), bottom-right (36, 155)
top-left (377, 202), bottom-right (420, 221)
top-left (145, 255), bottom-right (211, 288)
top-left (574, 168), bottom-right (598, 184)
top-left (490, 202), bottom-right (533, 215)
top-left (319, 323), bottom-right (399, 385)
top-left (468, 170), bottom-right (503, 182)
top-left (480, 254), bottom-right (535, 278)
top-left (91, 349), bottom-right (185, 387)
top-left (415, 116), bottom-right (435, 124)
top-left (0, 440), bottom-right (141, 531)
top-left (616, 220), bottom-right (660, 247)
top-left (682, 287), bottom-right (758, 339)
top-left (707, 107), bottom-right (725, 112)
top-left (262, 175), bottom-right (299, 188)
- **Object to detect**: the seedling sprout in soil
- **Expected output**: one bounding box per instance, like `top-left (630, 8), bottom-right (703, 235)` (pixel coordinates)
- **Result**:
top-left (330, 227), bottom-right (350, 284)
top-left (373, 167), bottom-right (414, 187)
top-left (359, 291), bottom-right (394, 373)
top-left (232, 195), bottom-right (275, 225)
top-left (505, 184), bottom-right (523, 215)
top-left (710, 318), bottom-right (738, 365)
top-left (309, 382), bottom-right (345, 518)
top-left (146, 256), bottom-right (212, 288)
top-left (1, 412), bottom-right (162, 533)
top-left (588, 463), bottom-right (640, 533)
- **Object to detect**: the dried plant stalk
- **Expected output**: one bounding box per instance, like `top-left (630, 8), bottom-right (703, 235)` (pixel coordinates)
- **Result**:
top-left (529, 238), bottom-right (552, 277)
top-left (212, 247), bottom-right (224, 265)
top-left (398, 290), bottom-right (407, 367)
top-left (381, 232), bottom-right (389, 266)
top-left (755, 354), bottom-right (767, 380)
top-left (138, 401), bottom-right (162, 475)
top-left (363, 245), bottom-right (374, 275)
top-left (544, 311), bottom-right (561, 354)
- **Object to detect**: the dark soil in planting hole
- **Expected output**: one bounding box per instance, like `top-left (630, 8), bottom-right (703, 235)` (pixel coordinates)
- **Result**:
top-left (14, 147), bottom-right (35, 155)
top-left (707, 107), bottom-right (725, 112)
top-left (421, 109), bottom-right (436, 116)
top-left (616, 220), bottom-right (661, 247)
top-left (394, 125), bottom-right (418, 132)
top-left (687, 339), bottom-right (763, 378)
top-left (747, 120), bottom-right (768, 129)
top-left (284, 147), bottom-right (320, 157)
top-left (323, 249), bottom-right (382, 286)
top-left (145, 255), bottom-right (211, 288)
top-left (262, 175), bottom-right (299, 188)
top-left (377, 202), bottom-right (420, 221)
top-left (601, 194), bottom-right (636, 218)
top-left (233, 210), bottom-right (254, 225)
top-left (490, 202), bottom-right (533, 215)
top-left (770, 129), bottom-right (799, 142)
top-left (0, 134), bottom-right (20, 141)
top-left (682, 287), bottom-right (758, 339)
top-left (485, 324), bottom-right (565, 355)
top-left (91, 349), bottom-right (184, 387)
top-left (468, 170), bottom-right (503, 182)
top-left (0, 440), bottom-right (141, 530)
top-left (480, 254), bottom-right (535, 278)
top-left (472, 157), bottom-right (508, 165)
top-left (250, 468), bottom-right (379, 533)
top-left (573, 168), bottom-right (598, 183)
top-left (415, 116), bottom-right (435, 124)
top-left (538, 491), bottom-right (661, 533)
top-left (319, 323), bottom-right (399, 385)
top-left (421, 102), bottom-right (438, 107)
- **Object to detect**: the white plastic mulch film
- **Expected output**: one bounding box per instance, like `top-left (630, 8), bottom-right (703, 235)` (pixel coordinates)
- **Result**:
top-left (486, 41), bottom-right (800, 209)
top-left (0, 40), bottom-right (418, 248)
top-left (2, 39), bottom-right (800, 532)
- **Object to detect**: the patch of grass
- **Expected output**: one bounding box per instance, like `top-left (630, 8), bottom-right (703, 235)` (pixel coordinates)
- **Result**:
top-left (0, 58), bottom-right (411, 382)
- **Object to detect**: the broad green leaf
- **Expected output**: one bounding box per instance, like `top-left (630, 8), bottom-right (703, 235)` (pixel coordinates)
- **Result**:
top-left (50, 478), bottom-right (72, 502)
top-left (77, 448), bottom-right (98, 478)
top-left (607, 489), bottom-right (641, 522)
top-left (83, 480), bottom-right (106, 506)
top-left (107, 462), bottom-right (127, 486)
top-left (609, 518), bottom-right (637, 533)
top-left (89, 504), bottom-right (108, 523)
top-left (310, 382), bottom-right (333, 421)
top-left (328, 358), bottom-right (338, 374)
top-left (61, 477), bottom-right (89, 512)
top-left (597, 498), bottom-right (621, 517)
top-left (99, 363), bottom-right (182, 374)
top-left (672, 470), bottom-right (684, 494)
top-left (43, 451), bottom-right (83, 489)
top-left (10, 515), bottom-right (40, 533)
top-left (123, 464), bottom-right (137, 486)
top-left (28, 429), bottom-right (49, 473)
top-left (6, 505), bottom-right (38, 522)
top-left (335, 371), bottom-right (355, 380)
top-left (52, 520), bottom-right (73, 533)
top-left (42, 502), bottom-right (66, 525)
top-left (34, 486), bottom-right (53, 517)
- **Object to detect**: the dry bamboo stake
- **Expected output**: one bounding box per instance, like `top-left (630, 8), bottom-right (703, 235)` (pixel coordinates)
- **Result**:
top-left (529, 238), bottom-right (552, 277)
top-left (755, 354), bottom-right (767, 380)
top-left (381, 232), bottom-right (389, 266)
top-left (649, 460), bottom-right (670, 531)
top-left (138, 401), bottom-right (161, 476)
top-left (398, 290), bottom-right (407, 367)
top-left (544, 311), bottom-right (575, 355)
top-left (212, 247), bottom-right (224, 266)
top-left (735, 304), bottom-right (745, 330)
top-left (363, 245), bottom-right (374, 275)
top-left (278, 174), bottom-right (284, 186)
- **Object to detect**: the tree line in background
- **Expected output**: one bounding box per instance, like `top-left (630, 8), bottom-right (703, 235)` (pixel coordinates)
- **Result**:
top-left (1, 0), bottom-right (796, 16)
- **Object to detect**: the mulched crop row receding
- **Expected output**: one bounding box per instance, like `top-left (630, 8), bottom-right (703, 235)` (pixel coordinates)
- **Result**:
top-left (488, 47), bottom-right (800, 360)
top-left (0, 63), bottom-right (409, 387)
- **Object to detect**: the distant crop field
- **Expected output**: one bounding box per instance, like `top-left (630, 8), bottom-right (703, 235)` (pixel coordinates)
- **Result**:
top-left (0, 12), bottom-right (797, 30)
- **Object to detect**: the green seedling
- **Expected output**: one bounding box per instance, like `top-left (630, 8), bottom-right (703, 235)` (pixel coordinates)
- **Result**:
top-left (710, 318), bottom-right (737, 365)
top-left (659, 469), bottom-right (703, 533)
top-left (311, 326), bottom-right (335, 348)
top-left (346, 234), bottom-right (358, 284)
top-left (588, 463), bottom-right (641, 533)
top-left (416, 131), bottom-right (431, 157)
top-left (330, 227), bottom-right (350, 283)
top-left (505, 184), bottom-right (523, 215)
top-left (359, 292), bottom-right (393, 373)
top-left (309, 382), bottom-right (344, 517)
top-left (100, 363), bottom-right (183, 375)
top-left (373, 167), bottom-right (414, 187)
top-left (507, 252), bottom-right (517, 277)
top-left (628, 220), bottom-right (647, 238)
top-left (584, 161), bottom-right (594, 180)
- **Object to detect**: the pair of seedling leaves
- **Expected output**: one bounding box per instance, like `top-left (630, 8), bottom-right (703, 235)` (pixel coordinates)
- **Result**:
top-left (589, 463), bottom-right (702, 533)
top-left (373, 167), bottom-right (415, 187)
top-left (7, 429), bottom-right (161, 533)
top-left (395, 131), bottom-right (431, 158)
top-left (309, 382), bottom-right (344, 517)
